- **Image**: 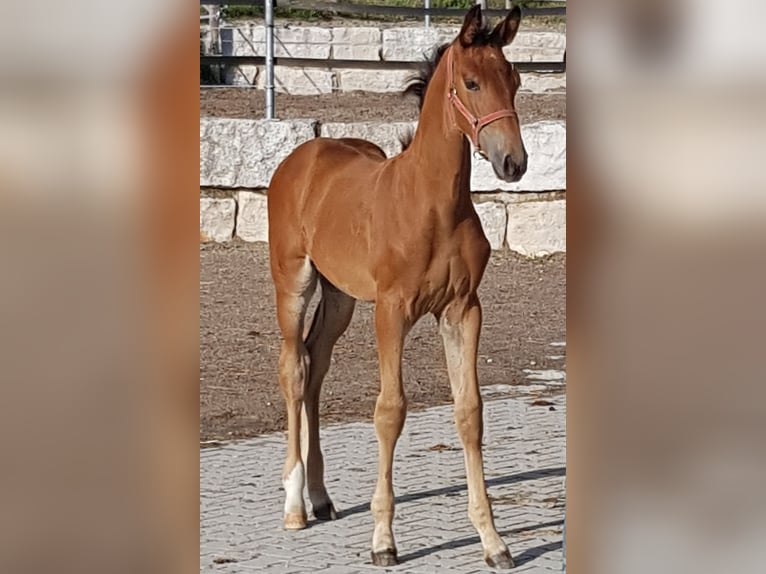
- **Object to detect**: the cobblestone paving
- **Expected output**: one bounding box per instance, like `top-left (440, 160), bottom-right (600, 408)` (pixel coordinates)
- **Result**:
top-left (201, 389), bottom-right (565, 573)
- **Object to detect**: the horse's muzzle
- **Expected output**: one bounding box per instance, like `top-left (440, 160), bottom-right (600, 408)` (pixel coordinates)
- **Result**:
top-left (491, 150), bottom-right (527, 183)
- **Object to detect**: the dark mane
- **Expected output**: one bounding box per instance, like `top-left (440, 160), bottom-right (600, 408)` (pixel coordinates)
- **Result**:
top-left (403, 43), bottom-right (450, 111)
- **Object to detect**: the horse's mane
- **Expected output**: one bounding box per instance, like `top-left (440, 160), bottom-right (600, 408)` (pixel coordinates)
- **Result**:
top-left (403, 43), bottom-right (450, 112)
top-left (399, 43), bottom-right (449, 151)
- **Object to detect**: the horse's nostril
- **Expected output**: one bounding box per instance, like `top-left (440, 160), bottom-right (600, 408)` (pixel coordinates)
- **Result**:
top-left (503, 154), bottom-right (514, 176)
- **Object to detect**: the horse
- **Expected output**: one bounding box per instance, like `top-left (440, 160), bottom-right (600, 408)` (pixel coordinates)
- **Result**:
top-left (267, 5), bottom-right (527, 569)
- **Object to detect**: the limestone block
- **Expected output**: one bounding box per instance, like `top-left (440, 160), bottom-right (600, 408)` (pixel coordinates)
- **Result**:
top-left (200, 198), bottom-right (235, 242)
top-left (225, 64), bottom-right (258, 87)
top-left (473, 201), bottom-right (507, 250)
top-left (470, 121), bottom-right (566, 192)
top-left (236, 26), bottom-right (332, 58)
top-left (200, 118), bottom-right (317, 188)
top-left (332, 27), bottom-right (382, 60)
top-left (256, 66), bottom-right (334, 95)
top-left (320, 121), bottom-right (417, 158)
top-left (381, 27), bottom-right (458, 61)
top-left (506, 200), bottom-right (566, 257)
top-left (519, 72), bottom-right (566, 93)
top-left (503, 32), bottom-right (566, 63)
top-left (236, 192), bottom-right (269, 243)
top-left (335, 69), bottom-right (412, 93)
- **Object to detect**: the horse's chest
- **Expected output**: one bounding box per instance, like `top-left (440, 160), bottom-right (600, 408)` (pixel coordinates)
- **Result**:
top-left (409, 247), bottom-right (485, 317)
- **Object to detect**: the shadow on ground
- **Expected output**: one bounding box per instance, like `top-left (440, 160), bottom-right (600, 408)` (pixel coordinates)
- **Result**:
top-left (335, 466), bottom-right (566, 519)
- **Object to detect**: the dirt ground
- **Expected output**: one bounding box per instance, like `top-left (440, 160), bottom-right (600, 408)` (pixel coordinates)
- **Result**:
top-left (200, 242), bottom-right (565, 443)
top-left (200, 88), bottom-right (566, 124)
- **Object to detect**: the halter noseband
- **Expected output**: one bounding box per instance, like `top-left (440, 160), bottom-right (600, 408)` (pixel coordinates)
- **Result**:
top-left (445, 46), bottom-right (518, 159)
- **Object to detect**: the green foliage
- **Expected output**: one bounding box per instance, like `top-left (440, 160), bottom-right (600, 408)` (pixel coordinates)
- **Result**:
top-left (217, 1), bottom-right (565, 23)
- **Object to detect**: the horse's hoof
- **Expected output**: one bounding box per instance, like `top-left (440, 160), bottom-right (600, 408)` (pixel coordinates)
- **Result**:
top-left (312, 502), bottom-right (338, 521)
top-left (485, 549), bottom-right (515, 569)
top-left (283, 512), bottom-right (307, 530)
top-left (370, 549), bottom-right (398, 567)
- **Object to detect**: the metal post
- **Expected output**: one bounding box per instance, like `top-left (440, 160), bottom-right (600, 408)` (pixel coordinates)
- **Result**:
top-left (264, 0), bottom-right (275, 120)
top-left (424, 0), bottom-right (430, 28)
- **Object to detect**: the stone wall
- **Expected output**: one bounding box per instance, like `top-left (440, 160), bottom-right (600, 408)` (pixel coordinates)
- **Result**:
top-left (199, 118), bottom-right (566, 256)
top-left (200, 118), bottom-right (566, 192)
top-left (224, 25), bottom-right (565, 63)
top-left (215, 25), bottom-right (566, 94)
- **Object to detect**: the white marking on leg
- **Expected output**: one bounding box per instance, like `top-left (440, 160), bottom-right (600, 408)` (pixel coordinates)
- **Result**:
top-left (283, 462), bottom-right (305, 515)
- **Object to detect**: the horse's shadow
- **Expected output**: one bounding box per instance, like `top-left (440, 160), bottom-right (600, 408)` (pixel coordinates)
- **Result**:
top-left (398, 533), bottom-right (563, 566)
top-left (323, 466), bottom-right (566, 566)
top-left (335, 466), bottom-right (566, 519)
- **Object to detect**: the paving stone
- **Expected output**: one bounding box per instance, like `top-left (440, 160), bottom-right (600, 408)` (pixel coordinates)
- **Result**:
top-left (201, 393), bottom-right (565, 573)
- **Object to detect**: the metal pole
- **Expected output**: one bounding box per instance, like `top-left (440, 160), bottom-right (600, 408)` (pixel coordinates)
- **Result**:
top-left (264, 0), bottom-right (275, 120)
top-left (424, 0), bottom-right (430, 28)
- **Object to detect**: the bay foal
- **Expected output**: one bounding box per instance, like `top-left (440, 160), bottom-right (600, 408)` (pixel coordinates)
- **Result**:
top-left (267, 6), bottom-right (527, 568)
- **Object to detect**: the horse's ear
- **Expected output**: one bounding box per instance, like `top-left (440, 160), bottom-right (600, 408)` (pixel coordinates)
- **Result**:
top-left (490, 5), bottom-right (522, 47)
top-left (459, 5), bottom-right (484, 47)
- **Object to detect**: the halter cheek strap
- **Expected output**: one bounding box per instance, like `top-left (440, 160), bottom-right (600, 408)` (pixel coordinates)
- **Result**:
top-left (445, 47), bottom-right (518, 159)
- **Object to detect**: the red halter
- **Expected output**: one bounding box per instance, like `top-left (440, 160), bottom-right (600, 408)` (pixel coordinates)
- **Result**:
top-left (445, 46), bottom-right (518, 158)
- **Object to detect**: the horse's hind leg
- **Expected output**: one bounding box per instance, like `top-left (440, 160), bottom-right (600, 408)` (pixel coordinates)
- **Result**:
top-left (273, 255), bottom-right (317, 530)
top-left (301, 277), bottom-right (356, 520)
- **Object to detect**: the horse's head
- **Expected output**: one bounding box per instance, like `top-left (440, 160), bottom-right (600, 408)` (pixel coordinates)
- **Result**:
top-left (448, 5), bottom-right (527, 182)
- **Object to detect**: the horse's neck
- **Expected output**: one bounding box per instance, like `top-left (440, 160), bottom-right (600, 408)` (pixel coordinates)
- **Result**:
top-left (404, 57), bottom-right (471, 201)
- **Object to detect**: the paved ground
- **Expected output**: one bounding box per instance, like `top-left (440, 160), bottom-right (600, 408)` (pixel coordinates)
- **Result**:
top-left (200, 375), bottom-right (566, 573)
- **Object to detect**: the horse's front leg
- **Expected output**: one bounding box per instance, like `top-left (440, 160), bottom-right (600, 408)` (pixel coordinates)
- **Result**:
top-left (370, 297), bottom-right (409, 566)
top-left (439, 295), bottom-right (514, 569)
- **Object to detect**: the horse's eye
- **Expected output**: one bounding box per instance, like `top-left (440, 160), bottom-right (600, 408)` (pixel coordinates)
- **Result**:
top-left (465, 79), bottom-right (480, 92)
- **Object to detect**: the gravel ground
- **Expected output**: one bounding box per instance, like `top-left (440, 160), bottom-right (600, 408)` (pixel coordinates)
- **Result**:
top-left (200, 241), bottom-right (565, 443)
top-left (200, 88), bottom-right (566, 124)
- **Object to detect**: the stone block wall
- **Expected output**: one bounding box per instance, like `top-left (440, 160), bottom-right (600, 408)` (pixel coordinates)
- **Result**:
top-left (218, 25), bottom-right (566, 94)
top-left (199, 118), bottom-right (566, 257)
top-left (223, 25), bottom-right (565, 63)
